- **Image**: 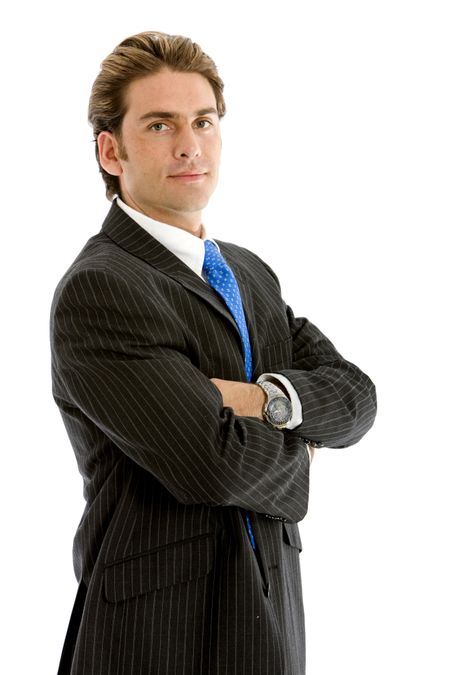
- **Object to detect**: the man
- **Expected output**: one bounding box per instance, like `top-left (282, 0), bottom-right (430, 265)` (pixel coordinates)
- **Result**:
top-left (51, 31), bottom-right (376, 675)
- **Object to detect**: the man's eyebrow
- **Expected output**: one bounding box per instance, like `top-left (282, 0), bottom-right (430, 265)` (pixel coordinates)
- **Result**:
top-left (138, 107), bottom-right (219, 122)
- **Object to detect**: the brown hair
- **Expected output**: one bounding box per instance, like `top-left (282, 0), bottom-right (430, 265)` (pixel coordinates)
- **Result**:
top-left (88, 31), bottom-right (226, 200)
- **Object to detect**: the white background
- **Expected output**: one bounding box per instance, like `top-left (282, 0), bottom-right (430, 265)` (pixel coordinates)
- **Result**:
top-left (1, 1), bottom-right (449, 673)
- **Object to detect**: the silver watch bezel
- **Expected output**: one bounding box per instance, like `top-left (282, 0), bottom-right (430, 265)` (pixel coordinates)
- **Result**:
top-left (257, 379), bottom-right (293, 429)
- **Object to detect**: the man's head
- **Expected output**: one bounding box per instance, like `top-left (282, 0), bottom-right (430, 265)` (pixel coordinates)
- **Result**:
top-left (89, 32), bottom-right (225, 231)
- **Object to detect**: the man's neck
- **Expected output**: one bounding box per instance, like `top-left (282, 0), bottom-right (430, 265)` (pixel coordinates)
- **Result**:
top-left (119, 194), bottom-right (204, 238)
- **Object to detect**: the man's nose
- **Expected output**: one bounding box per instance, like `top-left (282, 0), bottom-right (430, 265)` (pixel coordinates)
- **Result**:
top-left (174, 126), bottom-right (201, 159)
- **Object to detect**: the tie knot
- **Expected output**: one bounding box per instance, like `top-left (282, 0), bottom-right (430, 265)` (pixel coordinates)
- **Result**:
top-left (203, 239), bottom-right (222, 275)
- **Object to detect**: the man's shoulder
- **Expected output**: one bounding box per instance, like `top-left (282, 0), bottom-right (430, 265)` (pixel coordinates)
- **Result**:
top-left (217, 240), bottom-right (280, 286)
top-left (55, 200), bottom-right (147, 286)
top-left (218, 239), bottom-right (263, 266)
top-left (50, 224), bottom-right (148, 322)
top-left (54, 231), bottom-right (118, 286)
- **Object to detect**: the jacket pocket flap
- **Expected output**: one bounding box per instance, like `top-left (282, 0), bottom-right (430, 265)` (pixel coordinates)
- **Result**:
top-left (283, 523), bottom-right (302, 550)
top-left (103, 534), bottom-right (214, 603)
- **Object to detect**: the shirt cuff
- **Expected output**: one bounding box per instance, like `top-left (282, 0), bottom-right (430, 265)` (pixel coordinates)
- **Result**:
top-left (257, 373), bottom-right (303, 430)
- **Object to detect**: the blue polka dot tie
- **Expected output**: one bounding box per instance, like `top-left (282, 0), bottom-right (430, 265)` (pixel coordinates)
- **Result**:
top-left (203, 240), bottom-right (253, 383)
top-left (203, 240), bottom-right (257, 551)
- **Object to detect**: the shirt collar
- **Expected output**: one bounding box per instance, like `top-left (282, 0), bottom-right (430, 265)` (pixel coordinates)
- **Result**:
top-left (116, 197), bottom-right (211, 278)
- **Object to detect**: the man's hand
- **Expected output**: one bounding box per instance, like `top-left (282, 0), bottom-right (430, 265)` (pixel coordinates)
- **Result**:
top-left (210, 378), bottom-right (266, 419)
top-left (212, 378), bottom-right (315, 460)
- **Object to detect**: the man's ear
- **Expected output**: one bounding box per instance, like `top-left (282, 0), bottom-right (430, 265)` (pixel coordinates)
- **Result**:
top-left (97, 131), bottom-right (123, 177)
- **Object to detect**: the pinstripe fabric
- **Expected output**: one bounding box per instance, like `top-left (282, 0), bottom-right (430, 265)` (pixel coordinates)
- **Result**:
top-left (51, 202), bottom-right (376, 674)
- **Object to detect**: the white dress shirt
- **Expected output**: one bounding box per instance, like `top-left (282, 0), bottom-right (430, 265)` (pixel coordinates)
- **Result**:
top-left (116, 197), bottom-right (303, 430)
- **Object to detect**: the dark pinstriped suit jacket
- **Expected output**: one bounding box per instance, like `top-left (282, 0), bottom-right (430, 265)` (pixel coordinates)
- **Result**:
top-left (51, 202), bottom-right (376, 674)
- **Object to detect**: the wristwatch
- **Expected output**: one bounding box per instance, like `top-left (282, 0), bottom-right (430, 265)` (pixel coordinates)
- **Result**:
top-left (257, 379), bottom-right (293, 429)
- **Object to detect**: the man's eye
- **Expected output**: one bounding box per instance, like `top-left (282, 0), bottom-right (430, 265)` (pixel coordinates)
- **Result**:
top-left (150, 122), bottom-right (169, 132)
top-left (196, 119), bottom-right (212, 129)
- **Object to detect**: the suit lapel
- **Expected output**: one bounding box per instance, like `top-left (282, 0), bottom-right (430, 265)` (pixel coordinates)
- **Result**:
top-left (101, 202), bottom-right (247, 350)
top-left (219, 242), bottom-right (263, 377)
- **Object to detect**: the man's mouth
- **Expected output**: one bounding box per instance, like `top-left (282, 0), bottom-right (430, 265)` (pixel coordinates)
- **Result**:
top-left (168, 172), bottom-right (207, 182)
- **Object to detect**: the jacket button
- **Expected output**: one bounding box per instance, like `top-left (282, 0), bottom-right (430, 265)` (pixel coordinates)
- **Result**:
top-left (264, 514), bottom-right (287, 522)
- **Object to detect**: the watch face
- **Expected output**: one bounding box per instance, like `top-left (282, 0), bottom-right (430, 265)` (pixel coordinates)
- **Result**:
top-left (267, 397), bottom-right (293, 426)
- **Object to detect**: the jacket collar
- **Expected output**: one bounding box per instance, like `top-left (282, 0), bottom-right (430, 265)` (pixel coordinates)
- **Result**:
top-left (101, 202), bottom-right (258, 375)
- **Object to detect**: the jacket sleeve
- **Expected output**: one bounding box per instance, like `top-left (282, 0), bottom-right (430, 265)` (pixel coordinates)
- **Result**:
top-left (51, 265), bottom-right (310, 523)
top-left (278, 307), bottom-right (377, 449)
top-left (231, 244), bottom-right (377, 451)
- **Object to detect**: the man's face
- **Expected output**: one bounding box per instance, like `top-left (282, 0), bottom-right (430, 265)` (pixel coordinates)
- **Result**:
top-left (99, 68), bottom-right (222, 234)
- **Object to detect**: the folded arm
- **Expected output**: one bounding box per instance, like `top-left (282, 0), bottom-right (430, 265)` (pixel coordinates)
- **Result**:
top-left (276, 308), bottom-right (377, 448)
top-left (212, 308), bottom-right (377, 450)
top-left (51, 267), bottom-right (310, 522)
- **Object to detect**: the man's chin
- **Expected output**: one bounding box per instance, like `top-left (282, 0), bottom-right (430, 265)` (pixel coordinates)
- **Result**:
top-left (167, 195), bottom-right (212, 215)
